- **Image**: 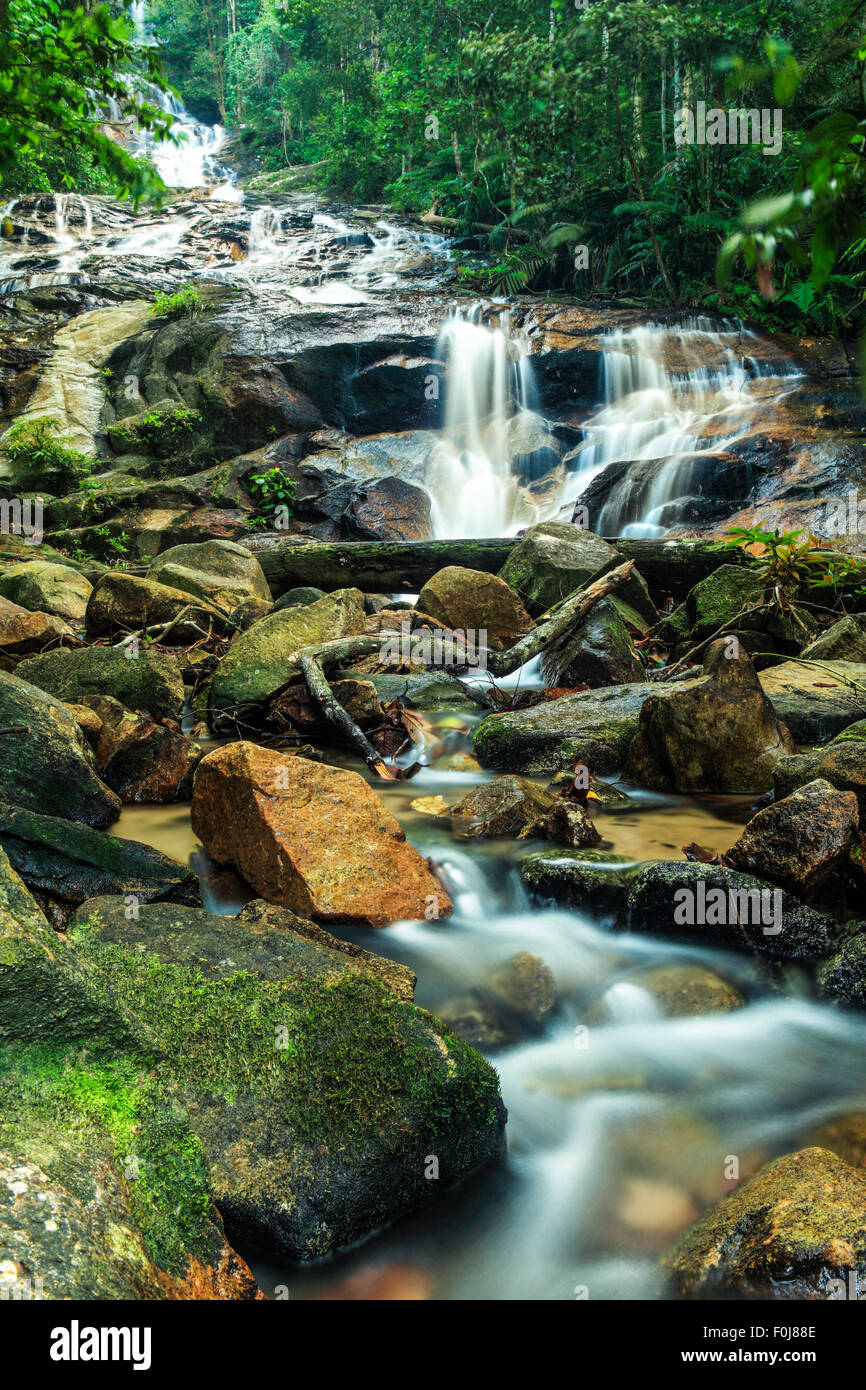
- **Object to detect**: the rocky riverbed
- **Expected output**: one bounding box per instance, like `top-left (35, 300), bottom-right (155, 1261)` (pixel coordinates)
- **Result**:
top-left (3, 181), bottom-right (866, 1302)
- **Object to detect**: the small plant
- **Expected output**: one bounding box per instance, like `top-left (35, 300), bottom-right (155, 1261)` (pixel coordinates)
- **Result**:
top-left (4, 417), bottom-right (90, 487)
top-left (149, 284), bottom-right (203, 319)
top-left (249, 466), bottom-right (297, 519)
top-left (93, 525), bottom-right (131, 564)
top-left (722, 526), bottom-right (866, 613)
top-left (112, 405), bottom-right (201, 459)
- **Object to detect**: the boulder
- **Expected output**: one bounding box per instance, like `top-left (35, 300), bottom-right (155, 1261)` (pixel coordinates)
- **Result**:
top-left (273, 586), bottom-right (325, 611)
top-left (65, 895), bottom-right (506, 1259)
top-left (498, 521), bottom-right (655, 622)
top-left (79, 695), bottom-right (202, 802)
top-left (0, 671), bottom-right (119, 827)
top-left (727, 778), bottom-right (859, 895)
top-left (801, 613), bottom-right (866, 664)
top-left (0, 561), bottom-right (92, 623)
top-left (519, 848), bottom-right (641, 919)
top-left (663, 1148), bottom-right (866, 1299)
top-left (146, 539), bottom-right (272, 613)
top-left (267, 677), bottom-right (382, 733)
top-left (759, 660), bottom-right (866, 742)
top-left (209, 587), bottom-right (366, 717)
top-left (449, 774), bottom-right (600, 845)
top-left (354, 670), bottom-right (476, 711)
top-left (626, 862), bottom-right (835, 959)
top-left (0, 604), bottom-right (79, 655)
top-left (341, 475), bottom-right (432, 541)
top-left (817, 929), bottom-right (866, 1007)
top-left (191, 743), bottom-right (452, 926)
top-left (85, 572), bottom-right (230, 642)
top-left (16, 646), bottom-right (185, 722)
top-left (416, 567), bottom-right (535, 652)
top-left (774, 742), bottom-right (866, 816)
top-left (624, 639), bottom-right (793, 793)
top-left (655, 564), bottom-right (811, 657)
top-left (547, 596), bottom-right (644, 688)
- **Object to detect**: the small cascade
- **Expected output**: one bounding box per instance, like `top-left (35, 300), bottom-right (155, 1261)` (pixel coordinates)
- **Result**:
top-left (248, 207), bottom-right (288, 255)
top-left (562, 317), bottom-right (802, 537)
top-left (428, 307), bottom-right (541, 539)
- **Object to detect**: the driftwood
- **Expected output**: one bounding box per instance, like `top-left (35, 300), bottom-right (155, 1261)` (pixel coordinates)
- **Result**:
top-left (300, 652), bottom-right (396, 779)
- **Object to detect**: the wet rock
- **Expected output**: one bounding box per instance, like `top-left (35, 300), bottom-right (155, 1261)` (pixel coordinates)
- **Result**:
top-left (655, 564), bottom-right (811, 658)
top-left (146, 539), bottom-right (273, 612)
top-left (727, 778), bottom-right (859, 894)
top-left (209, 586), bottom-right (366, 718)
top-left (774, 742), bottom-right (866, 816)
top-left (626, 862), bottom-right (835, 959)
top-left (663, 1147), bottom-right (866, 1299)
top-left (474, 681), bottom-right (669, 776)
top-left (78, 695), bottom-right (202, 802)
top-left (17, 645), bottom-right (185, 722)
top-left (273, 585), bottom-right (326, 611)
top-left (587, 963), bottom-right (742, 1023)
top-left (191, 742), bottom-right (452, 926)
top-left (449, 774), bottom-right (601, 845)
top-left (66, 895), bottom-right (506, 1260)
top-left (817, 928), bottom-right (866, 1007)
top-left (341, 475), bottom-right (432, 541)
top-left (416, 566), bottom-right (535, 652)
top-left (268, 676), bottom-right (381, 732)
top-left (504, 411), bottom-right (563, 482)
top-left (0, 561), bottom-right (92, 623)
top-left (549, 596), bottom-right (644, 688)
top-left (0, 603), bottom-right (79, 655)
top-left (520, 848), bottom-right (640, 918)
top-left (758, 659), bottom-right (866, 742)
top-left (0, 671), bottom-right (119, 827)
top-left (0, 802), bottom-right (199, 912)
top-left (489, 951), bottom-right (556, 1026)
top-left (548, 770), bottom-right (632, 806)
top-left (85, 572), bottom-right (230, 641)
top-left (436, 992), bottom-right (511, 1049)
top-left (499, 521), bottom-right (655, 622)
top-left (801, 613), bottom-right (866, 664)
top-left (624, 639), bottom-right (793, 793)
top-left (342, 669), bottom-right (476, 711)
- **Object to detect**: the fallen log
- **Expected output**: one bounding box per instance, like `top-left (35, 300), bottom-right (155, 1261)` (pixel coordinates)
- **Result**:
top-left (249, 538), bottom-right (516, 596)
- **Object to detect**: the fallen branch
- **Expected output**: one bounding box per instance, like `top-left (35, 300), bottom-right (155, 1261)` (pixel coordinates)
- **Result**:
top-left (300, 652), bottom-right (397, 779)
top-left (485, 560), bottom-right (636, 677)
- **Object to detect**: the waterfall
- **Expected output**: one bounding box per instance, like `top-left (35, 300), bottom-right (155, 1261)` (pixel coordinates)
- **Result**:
top-left (563, 317), bottom-right (802, 537)
top-left (429, 308), bottom-right (540, 539)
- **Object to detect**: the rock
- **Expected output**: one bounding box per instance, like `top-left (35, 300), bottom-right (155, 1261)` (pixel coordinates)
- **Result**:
top-left (655, 564), bottom-right (810, 657)
top-left (499, 521), bottom-right (655, 623)
top-left (273, 586), bottom-right (326, 611)
top-left (66, 895), bottom-right (506, 1260)
top-left (474, 681), bottom-right (669, 776)
top-left (758, 660), bottom-right (866, 742)
top-left (727, 778), bottom-right (859, 895)
top-left (548, 596), bottom-right (644, 687)
top-left (488, 951), bottom-right (556, 1025)
top-left (16, 646), bottom-right (185, 723)
top-left (805, 1113), bottom-right (866, 1168)
top-left (587, 963), bottom-right (742, 1023)
top-left (0, 802), bottom-right (199, 915)
top-left (520, 848), bottom-right (640, 919)
top-left (663, 1147), bottom-right (866, 1299)
top-left (146, 539), bottom-right (273, 612)
top-left (626, 862), bottom-right (835, 959)
top-left (341, 475), bottom-right (432, 541)
top-left (817, 929), bottom-right (866, 1006)
top-left (774, 742), bottom-right (866, 816)
top-left (801, 613), bottom-right (866, 664)
top-left (268, 677), bottom-right (381, 732)
top-left (209, 587), bottom-right (366, 717)
top-left (624, 639), bottom-right (793, 793)
top-left (416, 567), bottom-right (535, 652)
top-left (0, 671), bottom-right (119, 827)
top-left (79, 695), bottom-right (202, 802)
top-left (0, 604), bottom-right (79, 655)
top-left (436, 994), bottom-right (511, 1049)
top-left (449, 775), bottom-right (556, 837)
top-left (0, 561), bottom-right (92, 623)
top-left (191, 743), bottom-right (452, 926)
top-left (85, 572), bottom-right (230, 641)
top-left (356, 670), bottom-right (476, 711)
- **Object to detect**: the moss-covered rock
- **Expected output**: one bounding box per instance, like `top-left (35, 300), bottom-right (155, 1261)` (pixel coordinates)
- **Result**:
top-left (416, 566), bottom-right (534, 651)
top-left (66, 897), bottom-right (507, 1260)
top-left (17, 646), bottom-right (185, 723)
top-left (817, 928), bottom-right (866, 1007)
top-left (0, 671), bottom-right (120, 828)
top-left (146, 539), bottom-right (273, 612)
top-left (774, 742), bottom-right (866, 815)
top-left (498, 521), bottom-right (655, 622)
top-left (0, 561), bottom-right (92, 623)
top-left (663, 1147), bottom-right (866, 1299)
top-left (758, 659), bottom-right (866, 742)
top-left (549, 595), bottom-right (645, 688)
top-left (727, 778), bottom-right (859, 895)
top-left (209, 587), bottom-right (366, 717)
top-left (85, 572), bottom-right (230, 642)
top-left (519, 848), bottom-right (641, 919)
top-left (801, 613), bottom-right (866, 664)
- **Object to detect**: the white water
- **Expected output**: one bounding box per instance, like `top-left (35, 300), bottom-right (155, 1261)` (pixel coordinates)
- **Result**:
top-left (429, 308), bottom-right (543, 539)
top-left (560, 317), bottom-right (802, 537)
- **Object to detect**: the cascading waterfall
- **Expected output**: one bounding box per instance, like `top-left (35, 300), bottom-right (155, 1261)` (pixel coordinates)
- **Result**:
top-left (429, 307), bottom-right (541, 539)
top-left (561, 317), bottom-right (802, 537)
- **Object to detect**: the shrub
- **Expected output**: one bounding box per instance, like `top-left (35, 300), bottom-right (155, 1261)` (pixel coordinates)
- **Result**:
top-left (3, 417), bottom-right (89, 488)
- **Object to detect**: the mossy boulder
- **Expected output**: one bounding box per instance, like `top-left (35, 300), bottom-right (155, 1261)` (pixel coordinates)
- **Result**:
top-left (654, 564), bottom-right (767, 652)
top-left (498, 521), bottom-right (655, 622)
top-left (727, 778), bottom-right (859, 895)
top-left (774, 742), bottom-right (866, 816)
top-left (626, 862), bottom-right (835, 959)
top-left (547, 596), bottom-right (645, 688)
top-left (209, 587), bottom-right (366, 718)
top-left (0, 561), bottom-right (92, 623)
top-left (16, 646), bottom-right (185, 723)
top-left (624, 639), bottom-right (793, 793)
top-left (817, 928), bottom-right (866, 1007)
top-left (146, 539), bottom-right (273, 613)
top-left (66, 896), bottom-right (507, 1259)
top-left (758, 660), bottom-right (866, 742)
top-left (519, 848), bottom-right (641, 919)
top-left (663, 1147), bottom-right (866, 1299)
top-left (416, 566), bottom-right (534, 651)
top-left (85, 572), bottom-right (230, 642)
top-left (0, 802), bottom-right (199, 917)
top-left (801, 613), bottom-right (866, 664)
top-left (78, 695), bottom-right (202, 803)
top-left (0, 671), bottom-right (120, 827)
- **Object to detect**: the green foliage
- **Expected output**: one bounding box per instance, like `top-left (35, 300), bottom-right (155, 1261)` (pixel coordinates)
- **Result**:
top-left (113, 404), bottom-right (202, 458)
top-left (149, 284), bottom-right (204, 319)
top-left (4, 416), bottom-right (89, 486)
top-left (722, 526), bottom-right (866, 612)
top-left (249, 466), bottom-right (297, 518)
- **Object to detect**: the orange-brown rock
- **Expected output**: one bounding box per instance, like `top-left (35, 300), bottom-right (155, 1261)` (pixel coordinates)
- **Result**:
top-left (0, 602), bottom-right (80, 655)
top-left (191, 742), bottom-right (453, 925)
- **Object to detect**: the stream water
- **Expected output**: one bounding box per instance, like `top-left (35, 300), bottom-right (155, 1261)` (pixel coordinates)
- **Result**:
top-left (5, 58), bottom-right (864, 1300)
